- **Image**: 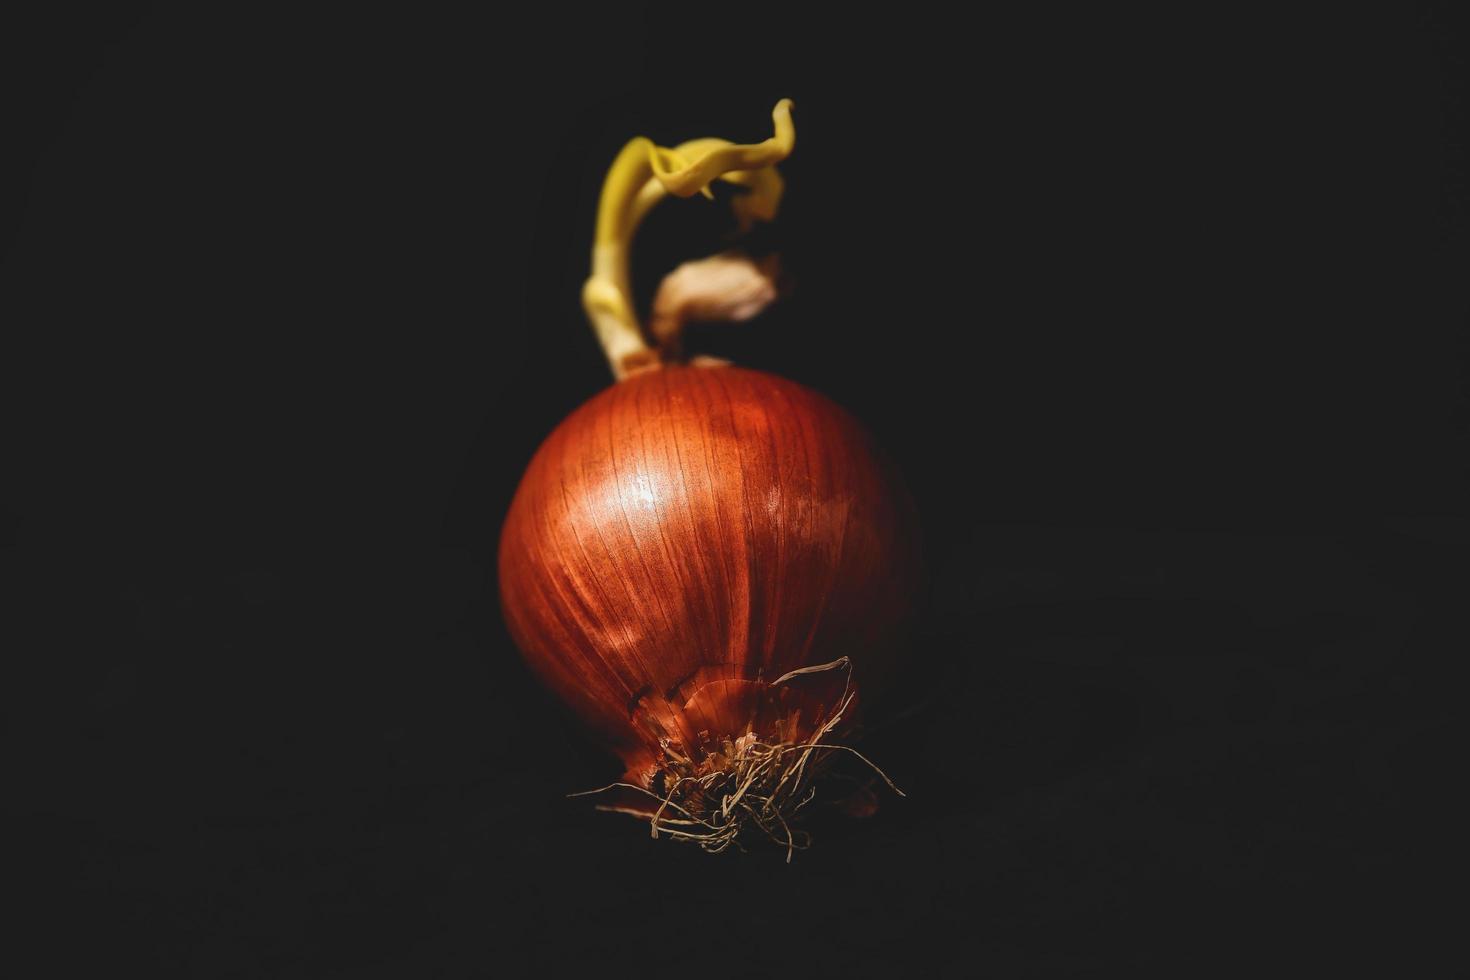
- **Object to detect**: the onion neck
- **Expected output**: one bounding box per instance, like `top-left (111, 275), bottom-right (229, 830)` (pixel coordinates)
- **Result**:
top-left (581, 99), bottom-right (796, 380)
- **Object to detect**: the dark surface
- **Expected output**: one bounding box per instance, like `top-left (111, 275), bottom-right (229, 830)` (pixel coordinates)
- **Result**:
top-left (4, 3), bottom-right (1465, 975)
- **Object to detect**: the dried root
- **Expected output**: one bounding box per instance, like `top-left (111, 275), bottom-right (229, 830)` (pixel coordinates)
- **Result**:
top-left (571, 659), bottom-right (902, 861)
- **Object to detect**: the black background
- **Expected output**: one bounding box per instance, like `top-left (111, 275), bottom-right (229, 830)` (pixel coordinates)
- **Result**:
top-left (4, 3), bottom-right (1466, 975)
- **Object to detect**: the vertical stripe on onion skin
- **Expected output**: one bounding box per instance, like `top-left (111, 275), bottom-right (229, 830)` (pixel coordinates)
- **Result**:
top-left (497, 102), bottom-right (919, 856)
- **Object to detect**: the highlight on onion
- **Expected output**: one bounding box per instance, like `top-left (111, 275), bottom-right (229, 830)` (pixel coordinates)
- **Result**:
top-left (498, 101), bottom-right (919, 857)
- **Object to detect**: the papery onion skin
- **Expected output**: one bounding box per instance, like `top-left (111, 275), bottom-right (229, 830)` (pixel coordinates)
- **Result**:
top-left (498, 364), bottom-right (917, 788)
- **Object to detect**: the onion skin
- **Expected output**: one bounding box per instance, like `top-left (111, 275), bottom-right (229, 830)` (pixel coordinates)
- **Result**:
top-left (498, 364), bottom-right (917, 789)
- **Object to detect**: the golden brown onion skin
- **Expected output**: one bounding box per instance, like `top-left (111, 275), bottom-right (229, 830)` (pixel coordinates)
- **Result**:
top-left (498, 365), bottom-right (916, 780)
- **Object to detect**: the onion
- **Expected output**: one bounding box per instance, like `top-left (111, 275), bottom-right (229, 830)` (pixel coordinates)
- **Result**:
top-left (497, 102), bottom-right (918, 855)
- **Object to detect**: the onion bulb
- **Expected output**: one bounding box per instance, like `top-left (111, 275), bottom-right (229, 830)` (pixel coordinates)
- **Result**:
top-left (498, 101), bottom-right (918, 855)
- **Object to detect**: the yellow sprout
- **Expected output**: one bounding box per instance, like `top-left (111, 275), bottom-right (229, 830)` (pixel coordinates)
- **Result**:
top-left (582, 100), bottom-right (795, 379)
